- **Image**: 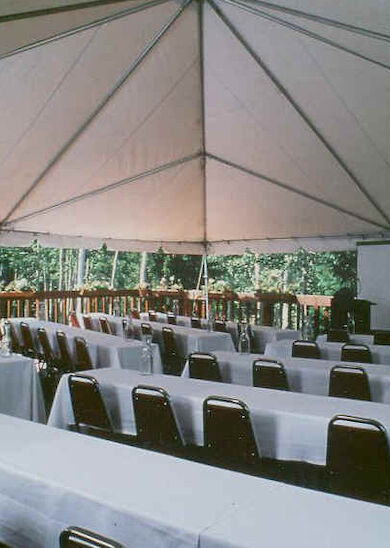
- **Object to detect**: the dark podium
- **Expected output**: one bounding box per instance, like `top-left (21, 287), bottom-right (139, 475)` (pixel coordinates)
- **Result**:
top-left (331, 289), bottom-right (375, 334)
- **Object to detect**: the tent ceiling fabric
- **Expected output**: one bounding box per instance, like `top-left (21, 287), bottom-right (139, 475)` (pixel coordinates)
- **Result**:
top-left (0, 0), bottom-right (389, 254)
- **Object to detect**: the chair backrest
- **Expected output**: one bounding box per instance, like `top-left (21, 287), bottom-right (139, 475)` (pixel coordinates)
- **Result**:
top-left (99, 316), bottom-right (112, 335)
top-left (74, 337), bottom-right (93, 371)
top-left (132, 385), bottom-right (183, 449)
top-left (374, 331), bottom-right (390, 346)
top-left (148, 311), bottom-right (157, 322)
top-left (252, 358), bottom-right (289, 391)
top-left (203, 396), bottom-right (259, 466)
top-left (341, 343), bottom-right (372, 364)
top-left (191, 317), bottom-right (201, 329)
top-left (82, 315), bottom-right (94, 331)
top-left (214, 320), bottom-right (227, 333)
top-left (37, 327), bottom-right (54, 363)
top-left (162, 327), bottom-right (179, 356)
top-left (188, 352), bottom-right (221, 382)
top-left (56, 331), bottom-right (74, 372)
top-left (328, 365), bottom-right (371, 401)
top-left (326, 414), bottom-right (390, 500)
top-left (131, 308), bottom-right (140, 320)
top-left (8, 322), bottom-right (22, 353)
top-left (327, 329), bottom-right (350, 343)
top-left (141, 322), bottom-right (152, 336)
top-left (167, 313), bottom-right (177, 325)
top-left (292, 340), bottom-right (321, 359)
top-left (20, 321), bottom-right (36, 355)
top-left (68, 375), bottom-right (112, 432)
top-left (60, 527), bottom-right (124, 548)
top-left (68, 311), bottom-right (81, 328)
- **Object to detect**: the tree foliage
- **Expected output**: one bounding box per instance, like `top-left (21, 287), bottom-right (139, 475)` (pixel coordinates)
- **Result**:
top-left (0, 242), bottom-right (356, 295)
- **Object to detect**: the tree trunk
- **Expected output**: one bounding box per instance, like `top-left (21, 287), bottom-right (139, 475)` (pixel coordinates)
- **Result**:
top-left (58, 249), bottom-right (64, 290)
top-left (254, 253), bottom-right (261, 290)
top-left (110, 251), bottom-right (119, 289)
top-left (77, 249), bottom-right (87, 288)
top-left (139, 252), bottom-right (148, 284)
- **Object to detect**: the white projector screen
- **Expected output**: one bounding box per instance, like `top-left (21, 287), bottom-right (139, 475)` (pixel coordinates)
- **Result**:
top-left (357, 241), bottom-right (390, 330)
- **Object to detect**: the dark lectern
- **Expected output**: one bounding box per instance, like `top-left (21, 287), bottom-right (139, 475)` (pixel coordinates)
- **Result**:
top-left (353, 299), bottom-right (376, 334)
top-left (331, 289), bottom-right (375, 334)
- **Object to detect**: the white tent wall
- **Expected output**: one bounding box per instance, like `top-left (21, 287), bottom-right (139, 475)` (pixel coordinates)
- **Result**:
top-left (0, 0), bottom-right (389, 254)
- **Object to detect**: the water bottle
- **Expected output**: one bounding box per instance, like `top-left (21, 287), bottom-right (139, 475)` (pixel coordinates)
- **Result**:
top-left (347, 311), bottom-right (355, 334)
top-left (238, 323), bottom-right (250, 353)
top-left (0, 321), bottom-right (11, 356)
top-left (123, 315), bottom-right (134, 339)
top-left (140, 340), bottom-right (153, 375)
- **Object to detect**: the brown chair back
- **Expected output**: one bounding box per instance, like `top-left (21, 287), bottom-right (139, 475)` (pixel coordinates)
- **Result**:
top-left (56, 331), bottom-right (74, 372)
top-left (68, 375), bottom-right (112, 433)
top-left (252, 358), bottom-right (289, 391)
top-left (191, 317), bottom-right (201, 329)
top-left (328, 365), bottom-right (371, 401)
top-left (326, 415), bottom-right (390, 502)
top-left (214, 320), bottom-right (227, 333)
top-left (167, 313), bottom-right (177, 325)
top-left (141, 322), bottom-right (152, 336)
top-left (162, 326), bottom-right (182, 375)
top-left (292, 340), bottom-right (321, 359)
top-left (341, 343), bottom-right (372, 364)
top-left (374, 331), bottom-right (390, 346)
top-left (327, 329), bottom-right (349, 343)
top-left (74, 337), bottom-right (93, 371)
top-left (132, 385), bottom-right (183, 450)
top-left (37, 327), bottom-right (54, 363)
top-left (203, 396), bottom-right (259, 468)
top-left (60, 527), bottom-right (123, 548)
top-left (99, 316), bottom-right (112, 335)
top-left (188, 352), bottom-right (221, 382)
top-left (148, 311), bottom-right (157, 322)
top-left (20, 321), bottom-right (36, 357)
top-left (82, 315), bottom-right (94, 331)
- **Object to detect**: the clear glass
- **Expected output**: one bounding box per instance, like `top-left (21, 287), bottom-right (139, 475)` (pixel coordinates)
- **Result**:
top-left (140, 342), bottom-right (153, 375)
top-left (113, 300), bottom-right (121, 317)
top-left (347, 311), bottom-right (355, 334)
top-left (0, 321), bottom-right (11, 357)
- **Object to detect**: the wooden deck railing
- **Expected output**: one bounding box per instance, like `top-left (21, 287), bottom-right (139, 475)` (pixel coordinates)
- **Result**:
top-left (0, 288), bottom-right (332, 334)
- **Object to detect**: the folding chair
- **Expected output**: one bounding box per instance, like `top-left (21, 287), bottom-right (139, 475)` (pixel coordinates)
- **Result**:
top-left (74, 337), bottom-right (93, 371)
top-left (328, 365), bottom-right (371, 401)
top-left (99, 316), bottom-right (112, 335)
top-left (162, 327), bottom-right (184, 375)
top-left (252, 358), bottom-right (289, 391)
top-left (292, 340), bottom-right (321, 359)
top-left (188, 352), bottom-right (221, 382)
top-left (341, 343), bottom-right (372, 364)
top-left (60, 527), bottom-right (124, 548)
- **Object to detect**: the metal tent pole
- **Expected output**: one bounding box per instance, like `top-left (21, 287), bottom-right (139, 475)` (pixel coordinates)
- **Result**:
top-left (203, 253), bottom-right (209, 320)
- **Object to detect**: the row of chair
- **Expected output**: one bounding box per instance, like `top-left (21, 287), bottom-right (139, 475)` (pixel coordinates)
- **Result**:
top-left (67, 374), bottom-right (390, 505)
top-left (292, 339), bottom-right (373, 362)
top-left (328, 328), bottom-right (390, 345)
top-left (188, 353), bottom-right (372, 401)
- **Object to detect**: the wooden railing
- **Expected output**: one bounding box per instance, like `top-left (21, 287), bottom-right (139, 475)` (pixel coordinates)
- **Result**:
top-left (0, 288), bottom-right (332, 334)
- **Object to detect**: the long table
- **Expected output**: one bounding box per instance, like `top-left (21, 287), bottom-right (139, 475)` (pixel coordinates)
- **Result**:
top-left (9, 318), bottom-right (163, 373)
top-left (265, 339), bottom-right (390, 364)
top-left (1, 414), bottom-right (389, 548)
top-left (85, 313), bottom-right (236, 357)
top-left (182, 350), bottom-right (390, 403)
top-left (0, 354), bottom-right (45, 422)
top-left (139, 312), bottom-right (300, 352)
top-left (48, 368), bottom-right (390, 465)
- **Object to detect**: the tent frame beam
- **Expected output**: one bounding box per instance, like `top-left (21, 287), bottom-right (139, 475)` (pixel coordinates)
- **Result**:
top-left (208, 0), bottom-right (390, 227)
top-left (224, 0), bottom-right (390, 71)
top-left (244, 0), bottom-right (390, 42)
top-left (0, 0), bottom-right (192, 228)
top-left (3, 152), bottom-right (202, 227)
top-left (207, 153), bottom-right (390, 230)
top-left (0, 0), bottom-right (173, 61)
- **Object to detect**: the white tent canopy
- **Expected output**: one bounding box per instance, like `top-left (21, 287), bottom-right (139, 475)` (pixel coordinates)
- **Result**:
top-left (0, 0), bottom-right (389, 254)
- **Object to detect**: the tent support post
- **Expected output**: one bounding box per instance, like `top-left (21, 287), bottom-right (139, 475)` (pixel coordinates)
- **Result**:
top-left (203, 252), bottom-right (209, 320)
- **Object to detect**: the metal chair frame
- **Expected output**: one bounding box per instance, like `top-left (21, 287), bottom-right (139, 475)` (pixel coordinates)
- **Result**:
top-left (99, 316), bottom-right (112, 335)
top-left (292, 340), bottom-right (321, 359)
top-left (74, 336), bottom-right (93, 371)
top-left (341, 343), bottom-right (372, 364)
top-left (60, 526), bottom-right (124, 548)
top-left (328, 364), bottom-right (371, 401)
top-left (188, 352), bottom-right (222, 382)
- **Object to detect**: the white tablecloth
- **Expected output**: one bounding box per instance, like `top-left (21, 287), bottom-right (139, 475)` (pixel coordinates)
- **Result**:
top-left (317, 334), bottom-right (374, 345)
top-left (9, 319), bottom-right (163, 373)
top-left (49, 368), bottom-right (390, 465)
top-left (265, 339), bottom-right (390, 365)
top-left (139, 313), bottom-right (300, 351)
top-left (1, 414), bottom-right (388, 548)
top-left (182, 351), bottom-right (390, 403)
top-left (85, 314), bottom-right (235, 357)
top-left (0, 354), bottom-right (45, 422)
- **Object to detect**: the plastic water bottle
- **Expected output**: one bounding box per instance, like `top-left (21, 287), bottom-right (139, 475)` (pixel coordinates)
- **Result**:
top-left (140, 341), bottom-right (153, 375)
top-left (238, 324), bottom-right (251, 353)
top-left (123, 315), bottom-right (134, 339)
